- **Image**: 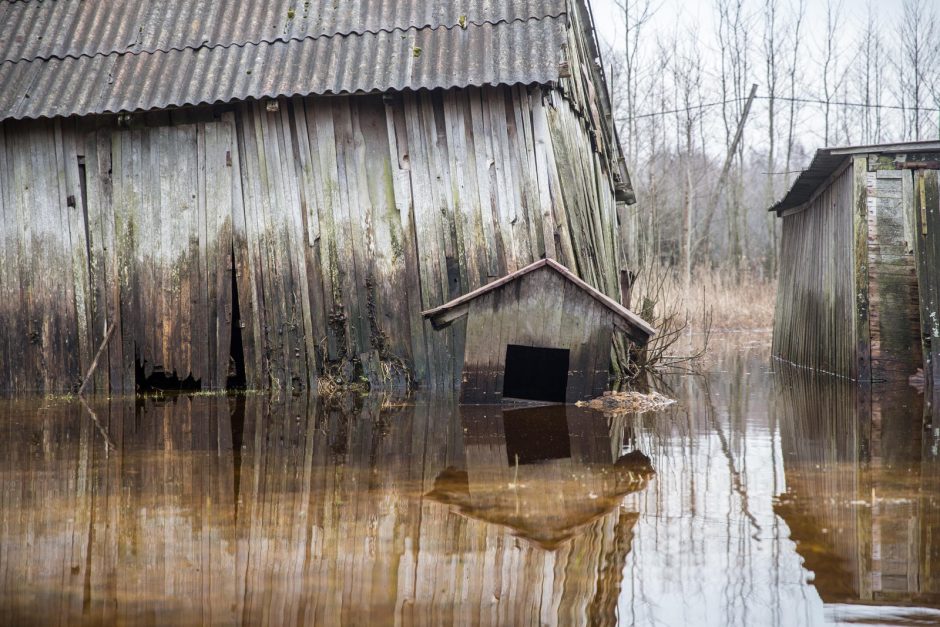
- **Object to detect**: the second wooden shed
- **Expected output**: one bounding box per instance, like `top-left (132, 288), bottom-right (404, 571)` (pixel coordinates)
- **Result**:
top-left (422, 259), bottom-right (655, 404)
top-left (770, 141), bottom-right (940, 384)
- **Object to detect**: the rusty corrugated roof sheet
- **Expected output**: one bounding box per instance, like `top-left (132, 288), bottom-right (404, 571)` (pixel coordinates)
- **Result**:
top-left (0, 0), bottom-right (569, 121)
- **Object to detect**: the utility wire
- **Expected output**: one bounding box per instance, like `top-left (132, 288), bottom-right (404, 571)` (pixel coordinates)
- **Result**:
top-left (629, 94), bottom-right (940, 119)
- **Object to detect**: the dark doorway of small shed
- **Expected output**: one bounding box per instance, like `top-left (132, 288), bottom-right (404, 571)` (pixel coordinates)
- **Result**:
top-left (502, 344), bottom-right (569, 403)
top-left (503, 406), bottom-right (571, 464)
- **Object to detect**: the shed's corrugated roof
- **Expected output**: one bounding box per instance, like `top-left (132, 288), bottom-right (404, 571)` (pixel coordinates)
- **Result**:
top-left (0, 0), bottom-right (569, 121)
top-left (769, 141), bottom-right (940, 214)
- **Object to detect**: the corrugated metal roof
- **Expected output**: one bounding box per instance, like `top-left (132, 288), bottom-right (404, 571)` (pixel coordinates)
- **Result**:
top-left (0, 0), bottom-right (566, 63)
top-left (769, 141), bottom-right (940, 214)
top-left (768, 149), bottom-right (850, 214)
top-left (0, 0), bottom-right (569, 121)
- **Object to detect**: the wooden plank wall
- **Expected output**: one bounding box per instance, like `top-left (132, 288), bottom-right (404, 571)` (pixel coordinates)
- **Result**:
top-left (773, 165), bottom-right (857, 378)
top-left (110, 119), bottom-right (237, 389)
top-left (460, 267), bottom-right (614, 404)
top-left (0, 120), bottom-right (92, 394)
top-left (866, 167), bottom-right (922, 382)
top-left (912, 170), bottom-right (940, 390)
top-left (0, 85), bottom-right (629, 394)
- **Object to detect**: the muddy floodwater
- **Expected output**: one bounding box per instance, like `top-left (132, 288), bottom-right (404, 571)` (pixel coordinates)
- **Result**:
top-left (2, 334), bottom-right (940, 626)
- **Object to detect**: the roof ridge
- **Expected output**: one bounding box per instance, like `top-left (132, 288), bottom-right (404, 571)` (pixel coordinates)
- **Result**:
top-left (1, 12), bottom-right (568, 65)
top-left (422, 258), bottom-right (656, 338)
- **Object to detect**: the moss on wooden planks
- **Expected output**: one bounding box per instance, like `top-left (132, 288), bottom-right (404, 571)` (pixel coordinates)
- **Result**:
top-left (0, 84), bottom-right (632, 394)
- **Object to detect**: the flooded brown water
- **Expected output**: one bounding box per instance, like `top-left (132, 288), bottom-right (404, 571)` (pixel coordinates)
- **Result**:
top-left (2, 334), bottom-right (939, 626)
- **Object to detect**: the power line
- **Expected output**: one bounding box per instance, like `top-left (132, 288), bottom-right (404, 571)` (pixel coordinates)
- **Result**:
top-left (629, 94), bottom-right (940, 119)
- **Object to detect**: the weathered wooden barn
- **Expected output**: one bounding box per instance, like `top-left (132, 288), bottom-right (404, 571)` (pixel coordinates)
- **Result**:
top-left (771, 141), bottom-right (940, 384)
top-left (0, 0), bottom-right (637, 395)
top-left (423, 258), bottom-right (655, 403)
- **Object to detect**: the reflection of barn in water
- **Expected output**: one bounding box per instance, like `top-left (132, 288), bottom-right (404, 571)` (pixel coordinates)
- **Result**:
top-left (0, 396), bottom-right (651, 625)
top-left (427, 405), bottom-right (653, 549)
top-left (773, 364), bottom-right (940, 605)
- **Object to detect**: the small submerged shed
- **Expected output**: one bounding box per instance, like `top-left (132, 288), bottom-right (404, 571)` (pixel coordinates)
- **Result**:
top-left (422, 259), bottom-right (655, 404)
top-left (770, 141), bottom-right (940, 385)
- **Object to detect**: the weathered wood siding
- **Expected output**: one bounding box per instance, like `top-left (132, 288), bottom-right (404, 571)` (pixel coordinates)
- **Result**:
top-left (865, 167), bottom-right (922, 382)
top-left (0, 120), bottom-right (91, 393)
top-left (912, 170), bottom-right (940, 390)
top-left (773, 164), bottom-right (857, 378)
top-left (461, 267), bottom-right (614, 404)
top-left (0, 85), bottom-right (628, 394)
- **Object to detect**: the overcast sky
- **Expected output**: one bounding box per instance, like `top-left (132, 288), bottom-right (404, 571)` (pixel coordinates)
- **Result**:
top-left (588, 0), bottom-right (905, 57)
top-left (585, 0), bottom-right (926, 152)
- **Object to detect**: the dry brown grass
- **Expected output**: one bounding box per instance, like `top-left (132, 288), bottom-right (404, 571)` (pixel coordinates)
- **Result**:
top-left (632, 263), bottom-right (775, 333)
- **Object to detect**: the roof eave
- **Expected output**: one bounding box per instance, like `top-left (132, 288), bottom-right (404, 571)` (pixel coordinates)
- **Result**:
top-left (421, 258), bottom-right (657, 344)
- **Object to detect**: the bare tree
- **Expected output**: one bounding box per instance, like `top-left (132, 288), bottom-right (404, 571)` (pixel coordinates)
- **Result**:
top-left (669, 31), bottom-right (705, 290)
top-left (820, 0), bottom-right (845, 145)
top-left (762, 0), bottom-right (783, 274)
top-left (783, 0), bottom-right (806, 187)
top-left (715, 0), bottom-right (751, 271)
top-left (898, 0), bottom-right (939, 140)
top-left (614, 0), bottom-right (657, 162)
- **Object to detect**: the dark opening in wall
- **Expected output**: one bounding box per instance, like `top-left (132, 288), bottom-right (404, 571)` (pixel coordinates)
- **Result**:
top-left (135, 360), bottom-right (201, 392)
top-left (227, 249), bottom-right (247, 390)
top-left (503, 406), bottom-right (571, 465)
top-left (502, 344), bottom-right (569, 403)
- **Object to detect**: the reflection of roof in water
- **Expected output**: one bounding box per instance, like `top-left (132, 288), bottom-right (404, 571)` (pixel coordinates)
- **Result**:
top-left (427, 451), bottom-right (653, 550)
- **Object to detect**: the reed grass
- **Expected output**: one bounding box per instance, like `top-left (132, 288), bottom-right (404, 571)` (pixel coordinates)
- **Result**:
top-left (632, 263), bottom-right (775, 333)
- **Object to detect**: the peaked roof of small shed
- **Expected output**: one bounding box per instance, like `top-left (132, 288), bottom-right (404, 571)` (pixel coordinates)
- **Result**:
top-left (769, 140), bottom-right (940, 215)
top-left (0, 0), bottom-right (571, 122)
top-left (422, 258), bottom-right (657, 343)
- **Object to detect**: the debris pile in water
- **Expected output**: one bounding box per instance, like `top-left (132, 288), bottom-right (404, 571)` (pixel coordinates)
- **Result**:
top-left (577, 391), bottom-right (676, 414)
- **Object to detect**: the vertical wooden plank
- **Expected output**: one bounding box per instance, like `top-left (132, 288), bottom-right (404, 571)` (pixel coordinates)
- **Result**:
top-left (867, 168), bottom-right (921, 381)
top-left (61, 121), bottom-right (94, 388)
top-left (103, 128), bottom-right (129, 392)
top-left (467, 87), bottom-right (503, 279)
top-left (338, 99), bottom-right (374, 359)
top-left (385, 97), bottom-right (429, 385)
top-left (291, 98), bottom-right (330, 367)
top-left (0, 122), bottom-right (13, 391)
top-left (357, 97), bottom-right (415, 373)
top-left (204, 120), bottom-right (237, 388)
top-left (276, 102), bottom-right (317, 389)
top-left (562, 284), bottom-right (589, 404)
top-left (250, 99), bottom-right (309, 388)
top-left (854, 156), bottom-right (872, 383)
top-left (82, 126), bottom-right (111, 392)
top-left (531, 90), bottom-right (575, 267)
top-left (404, 92), bottom-right (450, 389)
top-left (196, 122), bottom-right (213, 386)
top-left (232, 105), bottom-right (266, 388)
top-left (309, 98), bottom-right (349, 364)
top-left (913, 170), bottom-right (940, 392)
